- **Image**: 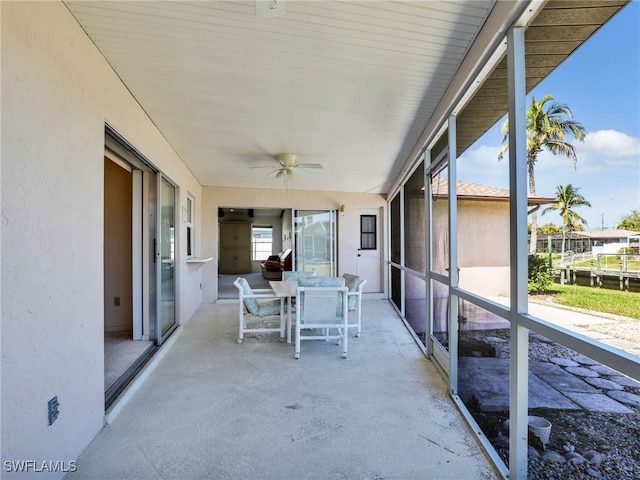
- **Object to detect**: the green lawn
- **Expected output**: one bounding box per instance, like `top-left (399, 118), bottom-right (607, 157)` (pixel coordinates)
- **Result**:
top-left (543, 283), bottom-right (640, 320)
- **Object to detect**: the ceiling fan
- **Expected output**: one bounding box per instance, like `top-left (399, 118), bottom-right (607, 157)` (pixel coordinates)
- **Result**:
top-left (251, 153), bottom-right (323, 187)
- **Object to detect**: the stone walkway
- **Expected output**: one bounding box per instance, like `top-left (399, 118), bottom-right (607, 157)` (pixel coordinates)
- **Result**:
top-left (458, 301), bottom-right (640, 414)
top-left (458, 354), bottom-right (639, 413)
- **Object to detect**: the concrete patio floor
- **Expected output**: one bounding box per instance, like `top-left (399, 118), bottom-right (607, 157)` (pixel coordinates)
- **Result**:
top-left (65, 299), bottom-right (500, 480)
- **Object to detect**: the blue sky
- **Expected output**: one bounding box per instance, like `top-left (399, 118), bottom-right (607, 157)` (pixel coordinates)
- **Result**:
top-left (458, 1), bottom-right (640, 231)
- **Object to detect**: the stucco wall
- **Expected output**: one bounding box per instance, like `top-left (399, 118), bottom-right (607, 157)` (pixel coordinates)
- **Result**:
top-left (457, 200), bottom-right (511, 298)
top-left (432, 199), bottom-right (511, 297)
top-left (201, 186), bottom-right (386, 302)
top-left (1, 3), bottom-right (202, 476)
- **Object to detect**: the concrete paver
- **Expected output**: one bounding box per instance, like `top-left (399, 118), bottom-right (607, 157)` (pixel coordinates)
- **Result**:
top-left (563, 391), bottom-right (634, 413)
top-left (536, 367), bottom-right (600, 394)
top-left (585, 377), bottom-right (624, 390)
top-left (458, 358), bottom-right (579, 411)
top-left (565, 365), bottom-right (600, 377)
top-left (607, 390), bottom-right (640, 407)
top-left (549, 357), bottom-right (579, 367)
top-left (610, 375), bottom-right (640, 388)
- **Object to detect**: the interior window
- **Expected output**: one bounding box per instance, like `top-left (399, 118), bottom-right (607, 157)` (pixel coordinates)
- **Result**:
top-left (186, 196), bottom-right (194, 257)
top-left (252, 226), bottom-right (273, 260)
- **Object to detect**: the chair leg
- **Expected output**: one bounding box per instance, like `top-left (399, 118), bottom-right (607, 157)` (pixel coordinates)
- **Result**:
top-left (342, 327), bottom-right (348, 358)
top-left (279, 298), bottom-right (285, 342)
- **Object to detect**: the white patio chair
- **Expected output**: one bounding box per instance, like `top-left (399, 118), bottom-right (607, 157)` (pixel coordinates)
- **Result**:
top-left (282, 271), bottom-right (316, 281)
top-left (282, 270), bottom-right (316, 314)
top-left (342, 273), bottom-right (367, 337)
top-left (295, 276), bottom-right (348, 359)
top-left (233, 277), bottom-right (285, 344)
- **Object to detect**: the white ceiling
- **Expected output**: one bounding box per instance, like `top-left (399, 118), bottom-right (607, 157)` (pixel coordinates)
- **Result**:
top-left (64, 0), bottom-right (495, 194)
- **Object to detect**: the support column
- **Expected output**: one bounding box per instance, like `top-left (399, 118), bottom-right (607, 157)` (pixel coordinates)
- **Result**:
top-left (448, 116), bottom-right (459, 395)
top-left (507, 25), bottom-right (529, 480)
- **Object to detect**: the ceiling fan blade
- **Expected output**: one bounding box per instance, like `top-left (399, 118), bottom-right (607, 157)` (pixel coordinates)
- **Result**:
top-left (296, 163), bottom-right (323, 169)
top-left (250, 165), bottom-right (276, 169)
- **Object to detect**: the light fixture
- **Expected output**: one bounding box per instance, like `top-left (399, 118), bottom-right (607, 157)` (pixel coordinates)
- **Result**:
top-left (250, 152), bottom-right (322, 190)
top-left (339, 204), bottom-right (346, 213)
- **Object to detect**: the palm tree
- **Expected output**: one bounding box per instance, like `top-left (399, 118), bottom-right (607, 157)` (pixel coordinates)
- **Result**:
top-left (498, 95), bottom-right (586, 253)
top-left (542, 184), bottom-right (591, 255)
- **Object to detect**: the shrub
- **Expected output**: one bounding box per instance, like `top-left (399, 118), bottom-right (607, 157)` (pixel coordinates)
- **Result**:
top-left (528, 254), bottom-right (553, 293)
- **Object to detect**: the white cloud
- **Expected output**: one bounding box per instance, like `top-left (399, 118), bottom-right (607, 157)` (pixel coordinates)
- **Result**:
top-left (455, 129), bottom-right (639, 230)
top-left (581, 129), bottom-right (640, 158)
top-left (534, 129), bottom-right (639, 174)
top-left (457, 144), bottom-right (509, 187)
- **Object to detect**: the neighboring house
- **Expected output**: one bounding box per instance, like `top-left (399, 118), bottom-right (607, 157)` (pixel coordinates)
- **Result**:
top-left (579, 230), bottom-right (640, 255)
top-left (534, 229), bottom-right (640, 255)
top-left (534, 231), bottom-right (593, 254)
top-left (434, 180), bottom-right (555, 298)
top-left (404, 178), bottom-right (555, 339)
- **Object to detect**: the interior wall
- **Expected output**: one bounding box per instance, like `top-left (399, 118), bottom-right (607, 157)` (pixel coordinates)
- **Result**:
top-left (1, 3), bottom-right (202, 475)
top-left (202, 186), bottom-right (387, 302)
top-left (104, 158), bottom-right (133, 332)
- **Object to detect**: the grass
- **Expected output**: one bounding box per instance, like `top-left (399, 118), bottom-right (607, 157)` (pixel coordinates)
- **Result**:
top-left (542, 283), bottom-right (640, 320)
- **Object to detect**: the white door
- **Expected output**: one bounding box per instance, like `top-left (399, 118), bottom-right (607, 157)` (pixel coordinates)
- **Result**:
top-left (356, 208), bottom-right (382, 292)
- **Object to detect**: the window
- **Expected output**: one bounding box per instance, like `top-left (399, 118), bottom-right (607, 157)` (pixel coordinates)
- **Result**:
top-left (252, 226), bottom-right (273, 261)
top-left (360, 215), bottom-right (377, 250)
top-left (186, 196), bottom-right (194, 257)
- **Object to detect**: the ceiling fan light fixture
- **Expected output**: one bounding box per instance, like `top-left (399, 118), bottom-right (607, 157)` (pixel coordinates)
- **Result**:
top-left (276, 153), bottom-right (297, 164)
top-left (251, 152), bottom-right (321, 189)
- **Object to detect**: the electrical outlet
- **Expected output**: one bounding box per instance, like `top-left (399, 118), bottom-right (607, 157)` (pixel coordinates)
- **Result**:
top-left (114, 296), bottom-right (120, 306)
top-left (48, 396), bottom-right (59, 425)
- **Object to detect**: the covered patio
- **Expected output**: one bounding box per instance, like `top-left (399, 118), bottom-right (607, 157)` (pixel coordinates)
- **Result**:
top-left (66, 299), bottom-right (499, 479)
top-left (2, 2), bottom-right (636, 479)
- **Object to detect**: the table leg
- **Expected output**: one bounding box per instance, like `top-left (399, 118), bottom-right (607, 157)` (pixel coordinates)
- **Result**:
top-left (286, 296), bottom-right (292, 344)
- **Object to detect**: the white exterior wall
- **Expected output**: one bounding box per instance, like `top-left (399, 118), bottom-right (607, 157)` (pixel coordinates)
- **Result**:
top-left (201, 186), bottom-right (386, 302)
top-left (1, 3), bottom-right (202, 476)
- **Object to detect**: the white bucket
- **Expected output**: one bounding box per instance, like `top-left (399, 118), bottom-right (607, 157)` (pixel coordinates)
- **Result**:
top-left (528, 416), bottom-right (552, 445)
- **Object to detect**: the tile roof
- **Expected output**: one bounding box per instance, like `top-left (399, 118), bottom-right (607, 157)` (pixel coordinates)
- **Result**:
top-left (431, 178), bottom-right (556, 205)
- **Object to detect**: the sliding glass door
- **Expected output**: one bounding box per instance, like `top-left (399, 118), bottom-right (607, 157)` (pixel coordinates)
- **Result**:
top-left (156, 175), bottom-right (177, 344)
top-left (294, 210), bottom-right (336, 276)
